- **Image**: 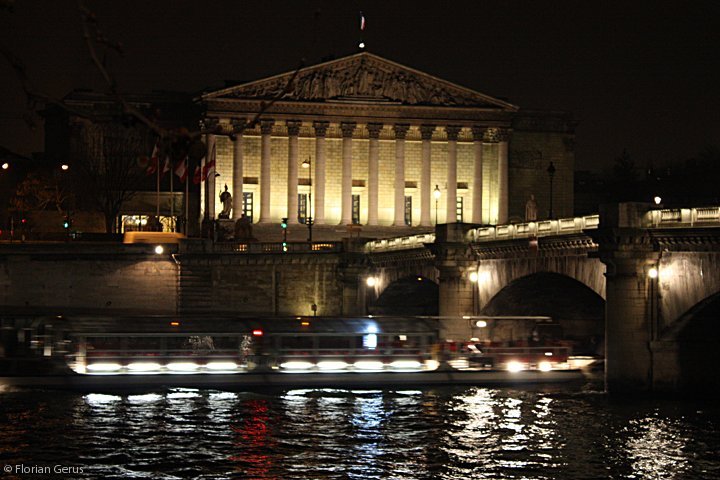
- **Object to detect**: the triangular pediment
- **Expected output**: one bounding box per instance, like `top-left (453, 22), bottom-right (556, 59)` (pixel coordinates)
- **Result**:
top-left (203, 52), bottom-right (517, 110)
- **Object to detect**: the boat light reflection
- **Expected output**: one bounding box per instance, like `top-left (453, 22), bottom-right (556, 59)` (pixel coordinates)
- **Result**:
top-left (354, 360), bottom-right (384, 370)
top-left (390, 360), bottom-right (422, 370)
top-left (166, 362), bottom-right (200, 372)
top-left (205, 361), bottom-right (238, 371)
top-left (86, 363), bottom-right (122, 372)
top-left (317, 361), bottom-right (349, 371)
top-left (538, 361), bottom-right (553, 372)
top-left (280, 361), bottom-right (314, 370)
top-left (506, 361), bottom-right (525, 373)
top-left (127, 362), bottom-right (162, 372)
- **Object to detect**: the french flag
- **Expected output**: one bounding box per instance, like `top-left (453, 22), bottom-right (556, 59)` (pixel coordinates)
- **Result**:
top-left (146, 142), bottom-right (159, 175)
top-left (202, 143), bottom-right (216, 181)
top-left (175, 156), bottom-right (188, 183)
top-left (360, 12), bottom-right (365, 31)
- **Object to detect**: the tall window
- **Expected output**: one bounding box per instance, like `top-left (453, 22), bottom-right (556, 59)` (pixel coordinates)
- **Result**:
top-left (456, 197), bottom-right (464, 223)
top-left (298, 193), bottom-right (308, 224)
top-left (404, 196), bottom-right (413, 226)
top-left (243, 192), bottom-right (253, 222)
top-left (352, 195), bottom-right (361, 224)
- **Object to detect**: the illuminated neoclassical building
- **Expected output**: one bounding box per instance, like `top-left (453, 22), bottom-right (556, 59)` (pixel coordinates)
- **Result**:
top-left (199, 52), bottom-right (574, 229)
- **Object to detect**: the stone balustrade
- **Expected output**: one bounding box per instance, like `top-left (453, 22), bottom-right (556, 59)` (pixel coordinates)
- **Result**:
top-left (647, 206), bottom-right (720, 227)
top-left (364, 233), bottom-right (436, 253)
top-left (467, 215), bottom-right (600, 243)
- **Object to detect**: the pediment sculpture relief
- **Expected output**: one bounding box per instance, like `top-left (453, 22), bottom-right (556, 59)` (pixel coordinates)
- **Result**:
top-left (221, 54), bottom-right (503, 108)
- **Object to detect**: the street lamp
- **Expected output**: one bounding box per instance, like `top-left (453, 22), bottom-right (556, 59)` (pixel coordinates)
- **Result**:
top-left (433, 185), bottom-right (441, 225)
top-left (546, 161), bottom-right (556, 219)
top-left (302, 156), bottom-right (313, 243)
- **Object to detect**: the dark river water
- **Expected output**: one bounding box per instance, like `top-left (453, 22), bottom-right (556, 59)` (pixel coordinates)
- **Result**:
top-left (0, 384), bottom-right (718, 479)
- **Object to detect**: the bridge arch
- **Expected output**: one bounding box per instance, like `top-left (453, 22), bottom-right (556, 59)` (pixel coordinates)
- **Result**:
top-left (367, 275), bottom-right (439, 315)
top-left (658, 252), bottom-right (720, 327)
top-left (480, 272), bottom-right (605, 349)
top-left (657, 291), bottom-right (720, 393)
top-left (476, 256), bottom-right (605, 311)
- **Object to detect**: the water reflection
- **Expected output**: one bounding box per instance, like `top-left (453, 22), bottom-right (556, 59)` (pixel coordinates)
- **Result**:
top-left (626, 415), bottom-right (690, 478)
top-left (0, 388), bottom-right (716, 479)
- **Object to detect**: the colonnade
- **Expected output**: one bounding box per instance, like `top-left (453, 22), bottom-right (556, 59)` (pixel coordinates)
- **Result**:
top-left (202, 120), bottom-right (510, 227)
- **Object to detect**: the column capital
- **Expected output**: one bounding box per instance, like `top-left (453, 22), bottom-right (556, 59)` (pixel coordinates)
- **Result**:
top-left (483, 127), bottom-right (511, 143)
top-left (286, 120), bottom-right (302, 136)
top-left (471, 126), bottom-right (486, 142)
top-left (200, 118), bottom-right (220, 134)
top-left (445, 125), bottom-right (462, 141)
top-left (231, 118), bottom-right (247, 134)
top-left (393, 123), bottom-right (411, 140)
top-left (341, 121), bottom-right (357, 138)
top-left (313, 120), bottom-right (330, 137)
top-left (367, 122), bottom-right (383, 139)
top-left (420, 124), bottom-right (436, 140)
top-left (260, 119), bottom-right (275, 135)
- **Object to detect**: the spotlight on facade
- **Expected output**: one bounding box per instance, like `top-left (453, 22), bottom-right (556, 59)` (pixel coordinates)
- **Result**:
top-left (653, 196), bottom-right (662, 205)
top-left (648, 267), bottom-right (659, 279)
top-left (154, 245), bottom-right (164, 254)
top-left (469, 271), bottom-right (479, 283)
top-left (366, 276), bottom-right (377, 287)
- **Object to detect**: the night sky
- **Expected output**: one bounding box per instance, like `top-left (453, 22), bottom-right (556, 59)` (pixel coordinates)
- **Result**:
top-left (1, 0), bottom-right (718, 172)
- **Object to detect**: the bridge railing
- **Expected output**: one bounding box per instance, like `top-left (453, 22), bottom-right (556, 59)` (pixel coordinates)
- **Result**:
top-left (647, 206), bottom-right (720, 227)
top-left (212, 242), bottom-right (343, 253)
top-left (364, 233), bottom-right (436, 253)
top-left (466, 215), bottom-right (600, 242)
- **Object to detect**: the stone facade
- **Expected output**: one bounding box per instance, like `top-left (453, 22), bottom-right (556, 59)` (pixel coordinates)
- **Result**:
top-left (200, 52), bottom-right (575, 230)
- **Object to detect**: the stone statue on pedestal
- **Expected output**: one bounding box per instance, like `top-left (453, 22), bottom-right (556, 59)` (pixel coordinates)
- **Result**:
top-left (219, 185), bottom-right (232, 219)
top-left (525, 194), bottom-right (538, 222)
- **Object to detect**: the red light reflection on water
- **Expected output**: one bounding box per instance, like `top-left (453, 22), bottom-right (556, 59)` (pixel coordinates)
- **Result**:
top-left (229, 399), bottom-right (277, 479)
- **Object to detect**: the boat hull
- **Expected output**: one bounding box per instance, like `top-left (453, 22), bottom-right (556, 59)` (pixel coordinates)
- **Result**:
top-left (1, 369), bottom-right (587, 392)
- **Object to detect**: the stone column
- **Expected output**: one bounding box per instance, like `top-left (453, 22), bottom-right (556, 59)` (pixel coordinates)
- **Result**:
top-left (204, 132), bottom-right (216, 221)
top-left (312, 121), bottom-right (329, 225)
top-left (366, 123), bottom-right (383, 226)
top-left (231, 120), bottom-right (245, 220)
top-left (286, 120), bottom-right (301, 224)
top-left (471, 126), bottom-right (485, 224)
top-left (445, 126), bottom-right (461, 223)
top-left (420, 125), bottom-right (435, 227)
top-left (393, 124), bottom-right (410, 226)
top-left (497, 128), bottom-right (510, 225)
top-left (259, 119), bottom-right (274, 223)
top-left (340, 122), bottom-right (356, 225)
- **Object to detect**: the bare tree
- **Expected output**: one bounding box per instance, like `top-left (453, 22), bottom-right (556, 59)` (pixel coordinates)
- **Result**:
top-left (70, 120), bottom-right (153, 233)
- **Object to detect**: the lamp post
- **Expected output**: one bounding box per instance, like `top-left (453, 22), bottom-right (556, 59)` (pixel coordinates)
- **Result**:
top-left (546, 161), bottom-right (556, 219)
top-left (302, 157), bottom-right (313, 243)
top-left (433, 185), bottom-right (441, 225)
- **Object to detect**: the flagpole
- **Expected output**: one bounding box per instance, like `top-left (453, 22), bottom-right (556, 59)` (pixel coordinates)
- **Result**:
top-left (185, 163), bottom-right (190, 235)
top-left (156, 150), bottom-right (160, 218)
top-left (170, 161), bottom-right (174, 231)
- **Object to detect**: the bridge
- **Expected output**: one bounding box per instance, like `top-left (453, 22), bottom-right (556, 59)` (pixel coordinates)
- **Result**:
top-left (362, 203), bottom-right (720, 395)
top-left (1, 203), bottom-right (719, 394)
